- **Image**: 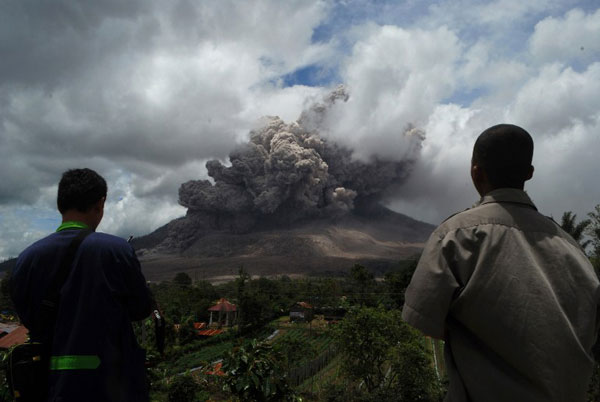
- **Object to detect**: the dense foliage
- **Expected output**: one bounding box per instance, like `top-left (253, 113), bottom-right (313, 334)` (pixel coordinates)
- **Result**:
top-left (332, 306), bottom-right (443, 401)
top-left (221, 339), bottom-right (299, 402)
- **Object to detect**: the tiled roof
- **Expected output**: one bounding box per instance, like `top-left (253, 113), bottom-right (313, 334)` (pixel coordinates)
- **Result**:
top-left (295, 301), bottom-right (313, 309)
top-left (208, 298), bottom-right (237, 312)
top-left (197, 329), bottom-right (224, 336)
top-left (0, 326), bottom-right (28, 349)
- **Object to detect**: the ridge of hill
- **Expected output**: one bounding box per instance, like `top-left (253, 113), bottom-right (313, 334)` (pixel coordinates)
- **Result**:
top-left (134, 204), bottom-right (434, 282)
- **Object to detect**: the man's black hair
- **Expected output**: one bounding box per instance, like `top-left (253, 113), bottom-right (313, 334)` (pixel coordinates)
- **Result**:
top-left (472, 124), bottom-right (534, 189)
top-left (57, 168), bottom-right (107, 214)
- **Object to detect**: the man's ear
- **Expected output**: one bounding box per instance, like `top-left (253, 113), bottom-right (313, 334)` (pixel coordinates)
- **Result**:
top-left (95, 196), bottom-right (106, 211)
top-left (471, 163), bottom-right (488, 196)
top-left (525, 165), bottom-right (534, 181)
top-left (471, 164), bottom-right (479, 181)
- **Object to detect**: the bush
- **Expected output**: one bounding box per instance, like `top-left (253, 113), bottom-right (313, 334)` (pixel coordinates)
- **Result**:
top-left (221, 339), bottom-right (298, 401)
top-left (167, 373), bottom-right (200, 402)
top-left (333, 306), bottom-right (443, 401)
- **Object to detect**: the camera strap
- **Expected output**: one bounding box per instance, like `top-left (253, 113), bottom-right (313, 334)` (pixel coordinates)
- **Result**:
top-left (31, 229), bottom-right (93, 342)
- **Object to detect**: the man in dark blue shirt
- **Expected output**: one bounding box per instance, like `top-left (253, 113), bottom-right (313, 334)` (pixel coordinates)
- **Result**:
top-left (12, 168), bottom-right (152, 402)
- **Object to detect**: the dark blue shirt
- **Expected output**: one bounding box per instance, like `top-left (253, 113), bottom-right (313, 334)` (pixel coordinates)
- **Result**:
top-left (12, 229), bottom-right (152, 402)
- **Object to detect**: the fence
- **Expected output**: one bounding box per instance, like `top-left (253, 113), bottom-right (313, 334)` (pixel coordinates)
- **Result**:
top-left (287, 345), bottom-right (338, 387)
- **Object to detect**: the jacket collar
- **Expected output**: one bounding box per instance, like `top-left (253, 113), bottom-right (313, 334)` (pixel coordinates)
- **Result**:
top-left (475, 188), bottom-right (537, 211)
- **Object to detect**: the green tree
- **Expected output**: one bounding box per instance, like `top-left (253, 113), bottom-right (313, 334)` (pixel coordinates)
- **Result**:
top-left (587, 205), bottom-right (600, 266)
top-left (587, 205), bottom-right (600, 402)
top-left (334, 306), bottom-right (442, 401)
top-left (221, 339), bottom-right (298, 402)
top-left (235, 266), bottom-right (250, 328)
top-left (273, 335), bottom-right (317, 369)
top-left (167, 373), bottom-right (200, 402)
top-left (234, 270), bottom-right (278, 332)
top-left (0, 269), bottom-right (14, 313)
top-left (151, 280), bottom-right (215, 324)
top-left (560, 211), bottom-right (591, 250)
top-left (349, 264), bottom-right (376, 306)
top-left (384, 260), bottom-right (418, 308)
top-left (172, 272), bottom-right (192, 287)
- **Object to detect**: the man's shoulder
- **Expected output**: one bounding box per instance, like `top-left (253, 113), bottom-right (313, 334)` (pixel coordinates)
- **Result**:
top-left (433, 206), bottom-right (486, 236)
top-left (86, 232), bottom-right (129, 247)
top-left (432, 202), bottom-right (577, 254)
top-left (83, 232), bottom-right (135, 256)
top-left (18, 232), bottom-right (62, 260)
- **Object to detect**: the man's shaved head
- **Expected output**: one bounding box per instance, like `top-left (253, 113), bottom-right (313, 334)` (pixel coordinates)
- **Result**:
top-left (472, 124), bottom-right (534, 190)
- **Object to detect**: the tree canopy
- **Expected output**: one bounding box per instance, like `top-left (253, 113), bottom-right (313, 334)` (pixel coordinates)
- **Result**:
top-left (333, 306), bottom-right (442, 401)
top-left (560, 211), bottom-right (591, 250)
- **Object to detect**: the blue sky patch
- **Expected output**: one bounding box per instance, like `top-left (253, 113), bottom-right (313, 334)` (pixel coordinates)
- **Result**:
top-left (281, 64), bottom-right (341, 87)
top-left (443, 87), bottom-right (487, 107)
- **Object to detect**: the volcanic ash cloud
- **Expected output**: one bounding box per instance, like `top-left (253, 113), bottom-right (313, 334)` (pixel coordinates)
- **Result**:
top-left (177, 86), bottom-right (424, 239)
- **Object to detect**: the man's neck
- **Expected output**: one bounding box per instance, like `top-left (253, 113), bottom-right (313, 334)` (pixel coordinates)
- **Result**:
top-left (480, 183), bottom-right (525, 197)
top-left (61, 211), bottom-right (98, 230)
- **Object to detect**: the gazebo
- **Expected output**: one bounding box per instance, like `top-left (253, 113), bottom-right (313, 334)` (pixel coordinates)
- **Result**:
top-left (208, 298), bottom-right (238, 327)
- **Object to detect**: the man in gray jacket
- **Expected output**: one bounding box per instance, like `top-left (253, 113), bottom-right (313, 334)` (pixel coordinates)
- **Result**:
top-left (402, 124), bottom-right (599, 401)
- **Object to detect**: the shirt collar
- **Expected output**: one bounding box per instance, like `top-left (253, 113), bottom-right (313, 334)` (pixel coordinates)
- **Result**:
top-left (56, 221), bottom-right (90, 232)
top-left (475, 188), bottom-right (537, 211)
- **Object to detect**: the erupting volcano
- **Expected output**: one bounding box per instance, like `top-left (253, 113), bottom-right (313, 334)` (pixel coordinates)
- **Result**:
top-left (133, 88), bottom-right (434, 281)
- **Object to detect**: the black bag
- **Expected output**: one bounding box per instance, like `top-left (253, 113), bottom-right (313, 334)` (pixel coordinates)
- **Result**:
top-left (5, 229), bottom-right (92, 402)
top-left (6, 342), bottom-right (49, 401)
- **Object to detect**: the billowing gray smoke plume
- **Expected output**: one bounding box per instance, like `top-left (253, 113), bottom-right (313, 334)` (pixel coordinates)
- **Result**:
top-left (169, 87), bottom-right (424, 247)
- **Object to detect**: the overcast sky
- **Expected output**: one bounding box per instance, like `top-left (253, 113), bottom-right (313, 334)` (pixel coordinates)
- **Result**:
top-left (1, 0), bottom-right (599, 260)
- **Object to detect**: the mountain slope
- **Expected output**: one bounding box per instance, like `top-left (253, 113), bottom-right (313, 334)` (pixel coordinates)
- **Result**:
top-left (134, 205), bottom-right (434, 282)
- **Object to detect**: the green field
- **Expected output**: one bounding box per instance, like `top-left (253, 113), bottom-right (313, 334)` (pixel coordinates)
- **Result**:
top-left (273, 327), bottom-right (334, 355)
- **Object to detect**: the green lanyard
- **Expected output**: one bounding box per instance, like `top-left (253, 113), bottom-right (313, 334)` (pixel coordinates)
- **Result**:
top-left (56, 221), bottom-right (89, 232)
top-left (51, 221), bottom-right (100, 370)
top-left (50, 355), bottom-right (101, 370)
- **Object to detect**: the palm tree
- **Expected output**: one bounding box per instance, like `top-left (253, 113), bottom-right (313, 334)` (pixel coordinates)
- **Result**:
top-left (560, 211), bottom-right (591, 250)
top-left (588, 205), bottom-right (600, 257)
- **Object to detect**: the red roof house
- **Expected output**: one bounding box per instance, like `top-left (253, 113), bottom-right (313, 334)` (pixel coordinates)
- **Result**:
top-left (208, 298), bottom-right (238, 327)
top-left (0, 326), bottom-right (29, 349)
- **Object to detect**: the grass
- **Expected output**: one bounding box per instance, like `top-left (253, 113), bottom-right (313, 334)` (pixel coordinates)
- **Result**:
top-left (165, 326), bottom-right (277, 375)
top-left (272, 327), bottom-right (334, 364)
top-left (167, 341), bottom-right (234, 374)
top-left (423, 336), bottom-right (446, 380)
top-left (296, 354), bottom-right (343, 399)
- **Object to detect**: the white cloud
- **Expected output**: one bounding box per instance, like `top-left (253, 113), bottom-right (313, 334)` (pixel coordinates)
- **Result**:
top-left (460, 39), bottom-right (532, 100)
top-left (323, 24), bottom-right (461, 160)
top-left (530, 8), bottom-right (600, 65)
top-left (425, 0), bottom-right (561, 33)
top-left (473, 0), bottom-right (557, 25)
top-left (242, 84), bottom-right (327, 124)
top-left (508, 63), bottom-right (600, 136)
top-left (388, 104), bottom-right (484, 224)
top-left (528, 115), bottom-right (600, 209)
top-left (99, 181), bottom-right (186, 240)
top-left (0, 204), bottom-right (58, 261)
top-left (0, 0), bottom-right (332, 205)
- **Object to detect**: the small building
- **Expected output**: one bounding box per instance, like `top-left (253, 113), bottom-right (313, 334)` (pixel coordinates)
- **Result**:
top-left (208, 298), bottom-right (238, 327)
top-left (320, 306), bottom-right (347, 322)
top-left (0, 325), bottom-right (28, 349)
top-left (289, 301), bottom-right (314, 322)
